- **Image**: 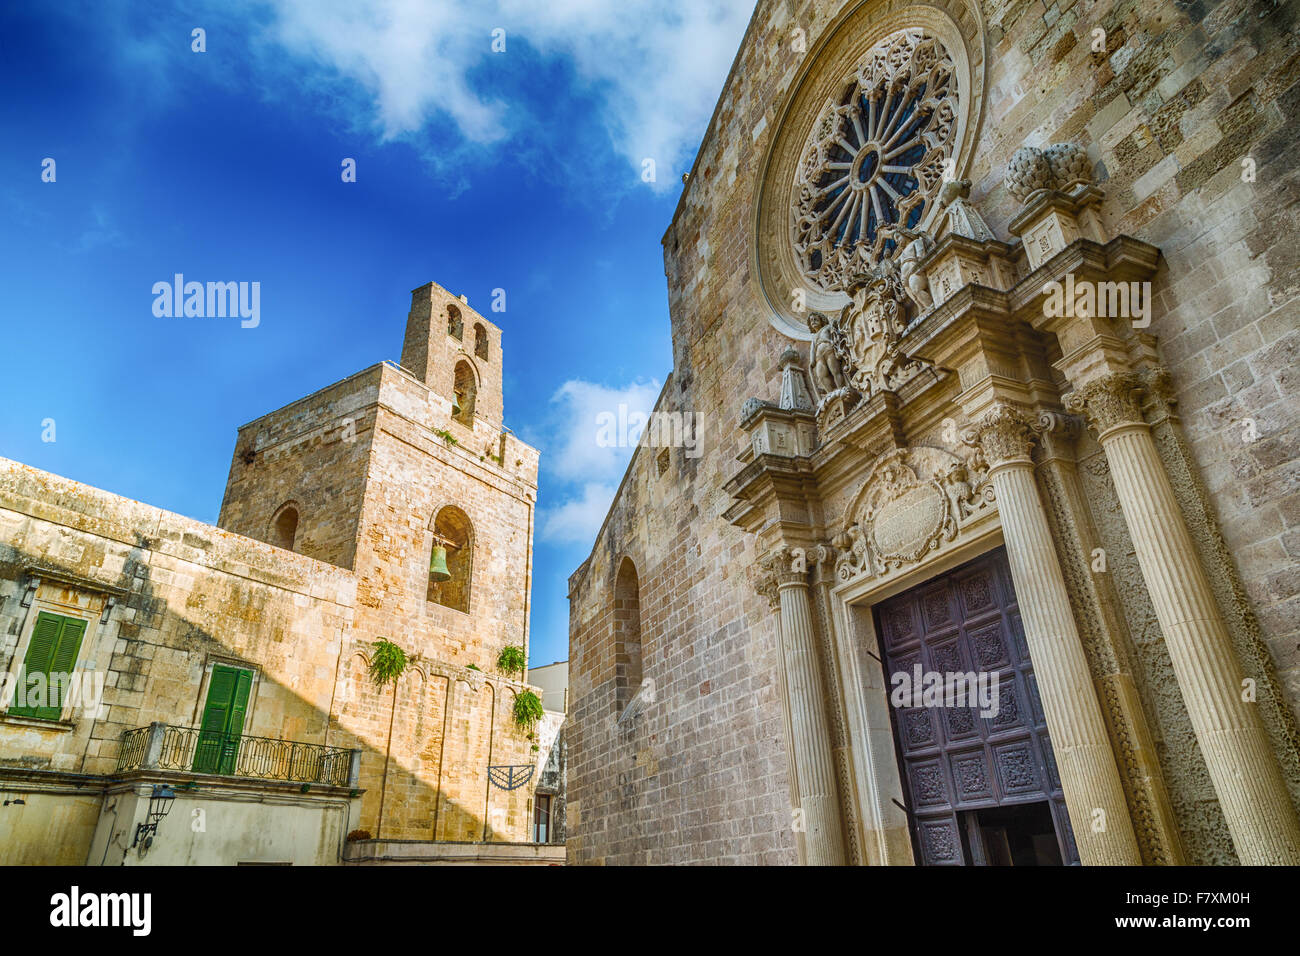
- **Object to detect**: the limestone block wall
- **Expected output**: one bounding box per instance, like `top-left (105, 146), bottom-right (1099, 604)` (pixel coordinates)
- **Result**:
top-left (569, 0), bottom-right (1300, 864)
top-left (568, 435), bottom-right (797, 865)
top-left (323, 364), bottom-right (540, 842)
top-left (0, 458), bottom-right (357, 777)
top-left (218, 365), bottom-right (383, 570)
top-left (968, 0), bottom-right (1300, 717)
top-left (0, 445), bottom-right (539, 851)
top-left (401, 281), bottom-right (505, 433)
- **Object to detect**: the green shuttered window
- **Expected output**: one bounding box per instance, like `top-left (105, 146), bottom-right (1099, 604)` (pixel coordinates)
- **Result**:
top-left (194, 664), bottom-right (253, 775)
top-left (9, 611), bottom-right (88, 721)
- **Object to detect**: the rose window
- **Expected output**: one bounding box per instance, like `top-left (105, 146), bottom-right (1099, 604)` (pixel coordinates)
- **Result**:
top-left (792, 30), bottom-right (958, 291)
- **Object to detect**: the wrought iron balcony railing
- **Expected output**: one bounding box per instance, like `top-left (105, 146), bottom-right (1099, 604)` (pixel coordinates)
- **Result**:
top-left (117, 722), bottom-right (360, 788)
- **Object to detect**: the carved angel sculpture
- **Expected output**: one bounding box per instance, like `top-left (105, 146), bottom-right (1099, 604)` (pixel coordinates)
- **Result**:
top-left (942, 463), bottom-right (976, 520)
top-left (896, 231), bottom-right (934, 313)
top-left (807, 311), bottom-right (848, 395)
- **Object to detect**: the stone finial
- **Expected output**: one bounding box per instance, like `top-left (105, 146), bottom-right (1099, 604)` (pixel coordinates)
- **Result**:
top-left (1044, 143), bottom-right (1092, 190)
top-left (778, 348), bottom-right (816, 412)
top-left (1005, 147), bottom-right (1053, 203)
top-left (1005, 143), bottom-right (1093, 203)
top-left (936, 179), bottom-right (995, 242)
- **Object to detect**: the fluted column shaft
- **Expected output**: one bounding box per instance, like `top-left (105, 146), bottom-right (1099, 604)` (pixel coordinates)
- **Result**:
top-left (1075, 375), bottom-right (1300, 864)
top-left (776, 571), bottom-right (846, 865)
top-left (975, 405), bottom-right (1141, 864)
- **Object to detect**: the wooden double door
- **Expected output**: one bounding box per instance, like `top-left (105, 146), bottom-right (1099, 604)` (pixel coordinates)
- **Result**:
top-left (873, 548), bottom-right (1078, 865)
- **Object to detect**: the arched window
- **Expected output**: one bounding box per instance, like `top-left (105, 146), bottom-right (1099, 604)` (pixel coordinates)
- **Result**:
top-left (271, 504), bottom-right (298, 551)
top-left (474, 323), bottom-right (489, 360)
top-left (613, 557), bottom-right (643, 711)
top-left (452, 360), bottom-right (476, 425)
top-left (428, 506), bottom-right (472, 612)
top-left (447, 304), bottom-right (463, 340)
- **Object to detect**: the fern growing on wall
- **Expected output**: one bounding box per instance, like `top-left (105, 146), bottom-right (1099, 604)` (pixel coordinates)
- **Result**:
top-left (512, 690), bottom-right (544, 731)
top-left (369, 639), bottom-right (408, 688)
top-left (496, 644), bottom-right (526, 678)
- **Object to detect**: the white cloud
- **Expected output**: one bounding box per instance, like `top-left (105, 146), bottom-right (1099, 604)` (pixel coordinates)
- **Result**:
top-left (545, 378), bottom-right (662, 482)
top-left (534, 376), bottom-right (660, 545)
top-left (256, 0), bottom-right (752, 187)
top-left (259, 0), bottom-right (507, 143)
top-left (539, 481), bottom-right (617, 544)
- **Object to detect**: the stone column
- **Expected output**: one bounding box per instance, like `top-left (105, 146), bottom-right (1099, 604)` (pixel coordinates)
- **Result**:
top-left (970, 404), bottom-right (1142, 864)
top-left (762, 548), bottom-right (846, 865)
top-left (1067, 373), bottom-right (1300, 864)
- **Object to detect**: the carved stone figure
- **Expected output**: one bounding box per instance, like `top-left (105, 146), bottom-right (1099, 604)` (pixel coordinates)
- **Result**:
top-left (896, 231), bottom-right (935, 313)
top-left (807, 311), bottom-right (848, 395)
top-left (942, 462), bottom-right (977, 519)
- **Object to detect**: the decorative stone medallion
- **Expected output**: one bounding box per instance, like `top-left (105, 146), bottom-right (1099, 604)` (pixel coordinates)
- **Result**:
top-left (872, 480), bottom-right (947, 560)
top-left (834, 445), bottom-right (994, 582)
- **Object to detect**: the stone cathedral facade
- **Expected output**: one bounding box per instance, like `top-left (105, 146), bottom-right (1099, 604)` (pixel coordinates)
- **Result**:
top-left (568, 0), bottom-right (1300, 865)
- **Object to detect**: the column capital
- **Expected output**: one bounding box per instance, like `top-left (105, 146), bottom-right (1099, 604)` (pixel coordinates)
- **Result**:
top-left (1063, 371), bottom-right (1145, 439)
top-left (753, 546), bottom-right (808, 607)
top-left (1137, 365), bottom-right (1179, 425)
top-left (964, 402), bottom-right (1039, 469)
top-left (1036, 409), bottom-right (1084, 462)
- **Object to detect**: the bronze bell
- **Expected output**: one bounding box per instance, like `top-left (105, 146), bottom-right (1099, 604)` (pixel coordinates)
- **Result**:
top-left (429, 545), bottom-right (452, 583)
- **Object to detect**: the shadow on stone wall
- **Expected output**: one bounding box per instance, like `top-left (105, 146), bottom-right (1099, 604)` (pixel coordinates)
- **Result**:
top-left (0, 528), bottom-right (525, 853)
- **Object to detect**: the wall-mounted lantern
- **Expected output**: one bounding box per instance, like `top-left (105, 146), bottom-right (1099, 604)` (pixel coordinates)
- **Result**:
top-left (132, 785), bottom-right (176, 849)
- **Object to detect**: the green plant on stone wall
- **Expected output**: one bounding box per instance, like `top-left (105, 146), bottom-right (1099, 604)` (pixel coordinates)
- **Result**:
top-left (431, 427), bottom-right (459, 446)
top-left (512, 690), bottom-right (544, 732)
top-left (496, 644), bottom-right (526, 678)
top-left (368, 639), bottom-right (408, 688)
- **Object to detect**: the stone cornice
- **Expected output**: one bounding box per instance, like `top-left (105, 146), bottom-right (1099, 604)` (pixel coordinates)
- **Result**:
top-left (722, 453), bottom-right (819, 534)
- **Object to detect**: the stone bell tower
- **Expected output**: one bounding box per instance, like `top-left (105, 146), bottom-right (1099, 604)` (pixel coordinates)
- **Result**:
top-left (401, 281), bottom-right (504, 433)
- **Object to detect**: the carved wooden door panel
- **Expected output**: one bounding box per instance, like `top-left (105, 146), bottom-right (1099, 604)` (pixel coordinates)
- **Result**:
top-left (873, 547), bottom-right (1079, 865)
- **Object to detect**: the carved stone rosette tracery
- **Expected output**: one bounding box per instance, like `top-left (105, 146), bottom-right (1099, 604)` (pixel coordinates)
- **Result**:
top-left (792, 29), bottom-right (958, 292)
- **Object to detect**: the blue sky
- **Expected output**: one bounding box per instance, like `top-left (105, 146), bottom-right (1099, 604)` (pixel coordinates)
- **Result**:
top-left (0, 1), bottom-right (752, 668)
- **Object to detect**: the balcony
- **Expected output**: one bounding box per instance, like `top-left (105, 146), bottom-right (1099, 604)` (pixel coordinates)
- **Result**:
top-left (117, 722), bottom-right (360, 788)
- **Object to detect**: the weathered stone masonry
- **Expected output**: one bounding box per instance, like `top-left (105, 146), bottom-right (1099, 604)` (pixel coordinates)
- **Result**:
top-left (0, 280), bottom-right (544, 862)
top-left (569, 0), bottom-right (1300, 865)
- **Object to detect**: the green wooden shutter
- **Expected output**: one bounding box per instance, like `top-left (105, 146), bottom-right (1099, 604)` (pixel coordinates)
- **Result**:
top-left (219, 669), bottom-right (253, 774)
top-left (44, 617), bottom-right (87, 720)
top-left (194, 665), bottom-right (253, 775)
top-left (9, 613), bottom-right (85, 720)
top-left (194, 666), bottom-right (236, 773)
